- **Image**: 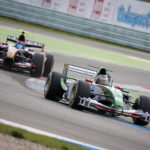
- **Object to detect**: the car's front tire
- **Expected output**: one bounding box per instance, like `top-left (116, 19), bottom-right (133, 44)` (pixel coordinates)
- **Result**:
top-left (44, 71), bottom-right (64, 101)
top-left (132, 95), bottom-right (150, 126)
top-left (69, 80), bottom-right (91, 110)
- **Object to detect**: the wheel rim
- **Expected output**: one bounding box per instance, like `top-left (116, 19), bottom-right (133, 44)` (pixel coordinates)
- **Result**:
top-left (44, 76), bottom-right (50, 95)
top-left (69, 85), bottom-right (76, 101)
top-left (44, 80), bottom-right (48, 93)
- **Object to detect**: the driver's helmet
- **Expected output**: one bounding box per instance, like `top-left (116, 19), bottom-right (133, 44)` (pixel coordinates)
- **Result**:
top-left (95, 74), bottom-right (108, 85)
top-left (16, 41), bottom-right (24, 49)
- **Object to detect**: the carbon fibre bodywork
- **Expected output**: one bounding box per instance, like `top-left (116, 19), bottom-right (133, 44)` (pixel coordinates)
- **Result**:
top-left (0, 34), bottom-right (54, 77)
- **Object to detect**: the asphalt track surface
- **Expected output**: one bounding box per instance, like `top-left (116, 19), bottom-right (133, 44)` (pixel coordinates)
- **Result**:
top-left (0, 21), bottom-right (150, 150)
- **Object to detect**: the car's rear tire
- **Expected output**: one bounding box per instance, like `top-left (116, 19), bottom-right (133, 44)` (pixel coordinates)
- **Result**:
top-left (31, 53), bottom-right (44, 78)
top-left (43, 53), bottom-right (54, 77)
top-left (132, 95), bottom-right (150, 126)
top-left (69, 80), bottom-right (91, 110)
top-left (44, 71), bottom-right (64, 101)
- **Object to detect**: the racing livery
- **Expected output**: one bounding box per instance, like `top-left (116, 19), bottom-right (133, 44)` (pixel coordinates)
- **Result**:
top-left (44, 64), bottom-right (150, 126)
top-left (0, 31), bottom-right (54, 77)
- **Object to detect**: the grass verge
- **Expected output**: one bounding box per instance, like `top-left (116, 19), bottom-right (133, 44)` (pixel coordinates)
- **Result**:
top-left (0, 124), bottom-right (88, 150)
top-left (130, 91), bottom-right (150, 101)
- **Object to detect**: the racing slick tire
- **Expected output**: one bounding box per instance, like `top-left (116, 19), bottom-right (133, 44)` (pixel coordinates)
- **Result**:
top-left (132, 95), bottom-right (150, 126)
top-left (43, 53), bottom-right (54, 77)
top-left (31, 53), bottom-right (45, 78)
top-left (44, 71), bottom-right (65, 101)
top-left (69, 80), bottom-right (91, 110)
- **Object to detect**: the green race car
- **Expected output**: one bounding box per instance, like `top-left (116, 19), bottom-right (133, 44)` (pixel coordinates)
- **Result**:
top-left (44, 64), bottom-right (150, 126)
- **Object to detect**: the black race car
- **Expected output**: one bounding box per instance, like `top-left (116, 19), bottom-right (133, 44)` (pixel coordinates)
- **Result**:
top-left (0, 31), bottom-right (54, 77)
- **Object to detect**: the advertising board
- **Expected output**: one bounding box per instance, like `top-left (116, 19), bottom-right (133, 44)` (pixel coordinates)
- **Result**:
top-left (13, 0), bottom-right (150, 33)
top-left (113, 0), bottom-right (150, 33)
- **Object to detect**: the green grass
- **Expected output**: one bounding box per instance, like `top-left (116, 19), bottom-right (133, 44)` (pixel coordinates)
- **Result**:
top-left (0, 24), bottom-right (150, 71)
top-left (0, 124), bottom-right (88, 150)
top-left (130, 91), bottom-right (150, 100)
top-left (140, 0), bottom-right (150, 2)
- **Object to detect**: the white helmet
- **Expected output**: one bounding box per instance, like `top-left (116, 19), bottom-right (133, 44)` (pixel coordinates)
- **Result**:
top-left (96, 74), bottom-right (108, 85)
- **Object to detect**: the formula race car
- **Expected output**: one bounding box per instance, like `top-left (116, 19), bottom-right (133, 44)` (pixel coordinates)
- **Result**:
top-left (0, 31), bottom-right (54, 77)
top-left (44, 64), bottom-right (150, 126)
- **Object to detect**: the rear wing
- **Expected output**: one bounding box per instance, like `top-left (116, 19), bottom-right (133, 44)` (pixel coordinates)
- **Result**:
top-left (25, 40), bottom-right (44, 49)
top-left (7, 35), bottom-right (18, 43)
top-left (63, 64), bottom-right (97, 77)
top-left (7, 35), bottom-right (44, 49)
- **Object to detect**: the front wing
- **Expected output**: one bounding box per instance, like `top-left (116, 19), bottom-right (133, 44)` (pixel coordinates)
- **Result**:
top-left (79, 97), bottom-right (150, 123)
top-left (0, 59), bottom-right (33, 70)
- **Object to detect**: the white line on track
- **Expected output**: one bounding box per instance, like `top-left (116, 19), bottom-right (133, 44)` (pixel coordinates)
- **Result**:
top-left (127, 56), bottom-right (150, 63)
top-left (0, 119), bottom-right (106, 150)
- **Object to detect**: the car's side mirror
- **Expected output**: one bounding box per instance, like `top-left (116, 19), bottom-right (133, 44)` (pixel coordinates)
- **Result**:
top-left (116, 86), bottom-right (124, 91)
top-left (85, 78), bottom-right (93, 83)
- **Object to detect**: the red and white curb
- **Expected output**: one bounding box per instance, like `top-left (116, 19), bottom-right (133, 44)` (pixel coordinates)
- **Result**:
top-left (0, 119), bottom-right (106, 150)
